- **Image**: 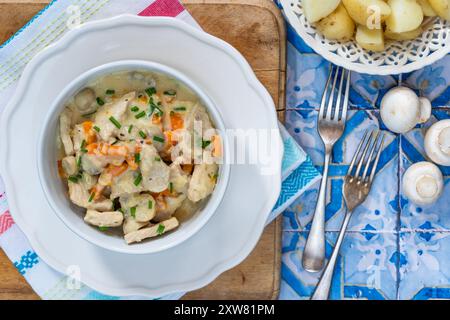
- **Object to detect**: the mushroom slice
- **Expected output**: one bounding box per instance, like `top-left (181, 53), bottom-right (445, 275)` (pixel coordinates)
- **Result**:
top-left (123, 216), bottom-right (148, 235)
top-left (74, 88), bottom-right (96, 115)
top-left (402, 162), bottom-right (444, 205)
top-left (61, 156), bottom-right (78, 176)
top-left (154, 193), bottom-right (187, 222)
top-left (94, 92), bottom-right (135, 141)
top-left (110, 169), bottom-right (144, 199)
top-left (140, 144), bottom-right (170, 193)
top-left (174, 198), bottom-right (204, 222)
top-left (59, 108), bottom-right (74, 156)
top-left (84, 209), bottom-right (123, 227)
top-left (68, 181), bottom-right (113, 211)
top-left (187, 163), bottom-right (218, 202)
top-left (119, 193), bottom-right (156, 223)
top-left (124, 217), bottom-right (179, 244)
top-left (424, 119), bottom-right (450, 166)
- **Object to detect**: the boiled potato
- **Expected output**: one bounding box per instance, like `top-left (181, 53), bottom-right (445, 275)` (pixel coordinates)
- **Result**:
top-left (317, 4), bottom-right (356, 41)
top-left (418, 0), bottom-right (438, 16)
top-left (385, 26), bottom-right (423, 40)
top-left (303, 0), bottom-right (341, 23)
top-left (429, 0), bottom-right (450, 19)
top-left (386, 0), bottom-right (424, 33)
top-left (356, 25), bottom-right (385, 51)
top-left (342, 0), bottom-right (392, 27)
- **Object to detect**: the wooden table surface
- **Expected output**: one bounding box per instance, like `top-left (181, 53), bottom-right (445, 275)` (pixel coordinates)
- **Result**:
top-left (0, 0), bottom-right (286, 300)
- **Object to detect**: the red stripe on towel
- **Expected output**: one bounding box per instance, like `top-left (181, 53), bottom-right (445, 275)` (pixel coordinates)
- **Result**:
top-left (138, 0), bottom-right (185, 17)
top-left (0, 210), bottom-right (14, 235)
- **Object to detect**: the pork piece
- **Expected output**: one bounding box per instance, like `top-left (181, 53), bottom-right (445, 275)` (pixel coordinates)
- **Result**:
top-left (119, 193), bottom-right (156, 223)
top-left (59, 108), bottom-right (74, 156)
top-left (169, 163), bottom-right (190, 194)
top-left (140, 144), bottom-right (170, 193)
top-left (123, 216), bottom-right (148, 235)
top-left (84, 209), bottom-right (123, 227)
top-left (187, 163), bottom-right (218, 202)
top-left (81, 153), bottom-right (109, 175)
top-left (124, 217), bottom-right (179, 244)
top-left (154, 193), bottom-right (186, 222)
top-left (110, 169), bottom-right (144, 199)
top-left (61, 156), bottom-right (78, 176)
top-left (68, 181), bottom-right (113, 211)
top-left (94, 92), bottom-right (135, 141)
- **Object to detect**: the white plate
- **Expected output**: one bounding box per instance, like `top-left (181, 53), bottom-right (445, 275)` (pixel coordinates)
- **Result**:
top-left (0, 15), bottom-right (283, 297)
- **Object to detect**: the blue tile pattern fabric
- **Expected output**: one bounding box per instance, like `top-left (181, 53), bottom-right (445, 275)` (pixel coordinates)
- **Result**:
top-left (277, 0), bottom-right (450, 300)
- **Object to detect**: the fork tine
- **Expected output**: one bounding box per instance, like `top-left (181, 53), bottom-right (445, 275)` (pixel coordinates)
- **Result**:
top-left (319, 65), bottom-right (334, 119)
top-left (347, 130), bottom-right (369, 175)
top-left (325, 67), bottom-right (340, 120)
top-left (333, 68), bottom-right (346, 121)
top-left (340, 70), bottom-right (351, 122)
top-left (368, 134), bottom-right (385, 183)
top-left (362, 131), bottom-right (380, 180)
top-left (354, 131), bottom-right (375, 178)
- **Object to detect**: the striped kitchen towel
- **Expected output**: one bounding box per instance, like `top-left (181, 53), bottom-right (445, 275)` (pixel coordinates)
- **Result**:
top-left (0, 0), bottom-right (319, 299)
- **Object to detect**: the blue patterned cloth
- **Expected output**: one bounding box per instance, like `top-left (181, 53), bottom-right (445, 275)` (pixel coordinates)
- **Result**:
top-left (277, 1), bottom-right (450, 300)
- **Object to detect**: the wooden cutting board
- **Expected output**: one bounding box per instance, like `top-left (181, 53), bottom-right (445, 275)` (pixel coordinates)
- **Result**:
top-left (0, 0), bottom-right (286, 300)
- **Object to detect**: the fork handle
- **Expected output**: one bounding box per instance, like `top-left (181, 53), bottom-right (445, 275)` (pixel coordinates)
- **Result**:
top-left (311, 210), bottom-right (352, 300)
top-left (302, 151), bottom-right (331, 272)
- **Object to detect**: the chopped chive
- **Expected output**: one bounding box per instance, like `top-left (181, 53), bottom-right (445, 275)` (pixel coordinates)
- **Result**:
top-left (134, 153), bottom-right (141, 164)
top-left (134, 173), bottom-right (142, 186)
top-left (156, 224), bottom-right (165, 235)
top-left (169, 182), bottom-right (173, 193)
top-left (163, 89), bottom-right (176, 96)
top-left (109, 116), bottom-right (121, 129)
top-left (77, 156), bottom-right (82, 168)
top-left (154, 157), bottom-right (161, 162)
top-left (88, 192), bottom-right (95, 202)
top-left (135, 111), bottom-right (146, 119)
top-left (128, 125), bottom-right (133, 134)
top-left (98, 226), bottom-right (109, 231)
top-left (202, 140), bottom-right (211, 149)
top-left (68, 176), bottom-right (79, 183)
top-left (106, 89), bottom-right (115, 95)
top-left (173, 106), bottom-right (186, 111)
top-left (96, 97), bottom-right (105, 106)
top-left (130, 206), bottom-right (137, 218)
top-left (130, 106), bottom-right (139, 112)
top-left (80, 139), bottom-right (87, 153)
top-left (93, 126), bottom-right (101, 132)
top-left (153, 135), bottom-right (164, 143)
top-left (139, 130), bottom-right (147, 139)
top-left (145, 87), bottom-right (156, 96)
top-left (148, 200), bottom-right (153, 209)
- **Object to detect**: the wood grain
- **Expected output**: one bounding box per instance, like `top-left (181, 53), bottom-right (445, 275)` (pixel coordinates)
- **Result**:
top-left (0, 0), bottom-right (286, 300)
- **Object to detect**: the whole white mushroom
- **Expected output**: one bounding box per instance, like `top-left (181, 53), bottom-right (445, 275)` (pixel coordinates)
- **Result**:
top-left (380, 86), bottom-right (431, 133)
top-left (402, 161), bottom-right (444, 205)
top-left (424, 119), bottom-right (450, 166)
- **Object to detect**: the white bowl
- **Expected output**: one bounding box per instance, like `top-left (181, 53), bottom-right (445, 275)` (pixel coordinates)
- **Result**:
top-left (37, 60), bottom-right (230, 254)
top-left (280, 0), bottom-right (450, 75)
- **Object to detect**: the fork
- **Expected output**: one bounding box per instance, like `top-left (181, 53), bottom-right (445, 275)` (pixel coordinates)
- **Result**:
top-left (311, 130), bottom-right (385, 300)
top-left (302, 66), bottom-right (351, 272)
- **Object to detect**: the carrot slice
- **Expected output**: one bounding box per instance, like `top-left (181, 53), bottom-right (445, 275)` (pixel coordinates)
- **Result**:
top-left (90, 184), bottom-right (105, 201)
top-left (212, 135), bottom-right (222, 157)
top-left (82, 121), bottom-right (97, 144)
top-left (106, 162), bottom-right (128, 177)
top-left (170, 112), bottom-right (184, 130)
